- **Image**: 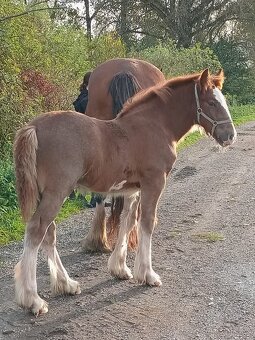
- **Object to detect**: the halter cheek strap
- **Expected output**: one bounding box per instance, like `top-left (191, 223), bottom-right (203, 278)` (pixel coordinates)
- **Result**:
top-left (194, 84), bottom-right (232, 137)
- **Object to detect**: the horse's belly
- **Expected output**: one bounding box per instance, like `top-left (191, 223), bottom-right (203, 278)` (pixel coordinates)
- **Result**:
top-left (77, 181), bottom-right (140, 197)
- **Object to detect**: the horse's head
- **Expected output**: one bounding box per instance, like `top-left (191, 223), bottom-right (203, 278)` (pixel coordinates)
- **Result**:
top-left (195, 69), bottom-right (237, 147)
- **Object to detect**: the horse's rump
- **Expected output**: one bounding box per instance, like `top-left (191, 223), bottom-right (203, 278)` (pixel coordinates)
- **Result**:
top-left (86, 58), bottom-right (165, 120)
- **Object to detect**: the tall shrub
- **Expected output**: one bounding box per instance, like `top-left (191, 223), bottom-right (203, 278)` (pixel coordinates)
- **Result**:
top-left (211, 39), bottom-right (255, 104)
top-left (132, 40), bottom-right (221, 77)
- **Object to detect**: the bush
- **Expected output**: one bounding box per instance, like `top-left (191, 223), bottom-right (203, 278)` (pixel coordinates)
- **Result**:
top-left (0, 143), bottom-right (17, 212)
top-left (131, 40), bottom-right (221, 77)
top-left (87, 32), bottom-right (126, 68)
top-left (211, 39), bottom-right (255, 104)
top-left (0, 1), bottom-right (126, 156)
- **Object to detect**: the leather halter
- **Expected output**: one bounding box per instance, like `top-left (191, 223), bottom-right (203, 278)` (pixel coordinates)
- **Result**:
top-left (194, 83), bottom-right (232, 137)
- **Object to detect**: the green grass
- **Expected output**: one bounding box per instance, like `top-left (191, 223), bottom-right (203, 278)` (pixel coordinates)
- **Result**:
top-left (0, 199), bottom-right (85, 246)
top-left (192, 231), bottom-right (225, 243)
top-left (167, 230), bottom-right (182, 238)
top-left (55, 198), bottom-right (85, 223)
top-left (178, 131), bottom-right (202, 150)
top-left (231, 104), bottom-right (255, 125)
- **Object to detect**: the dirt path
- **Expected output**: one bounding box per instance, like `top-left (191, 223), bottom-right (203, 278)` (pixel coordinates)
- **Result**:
top-left (1, 122), bottom-right (255, 340)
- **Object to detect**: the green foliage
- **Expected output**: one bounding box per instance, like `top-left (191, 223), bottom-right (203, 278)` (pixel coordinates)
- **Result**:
top-left (178, 132), bottom-right (202, 151)
top-left (0, 209), bottom-right (24, 245)
top-left (55, 199), bottom-right (85, 224)
top-left (0, 2), bottom-right (126, 155)
top-left (211, 39), bottom-right (255, 104)
top-left (0, 160), bottom-right (17, 212)
top-left (0, 142), bottom-right (17, 213)
top-left (231, 105), bottom-right (255, 125)
top-left (87, 32), bottom-right (126, 68)
top-left (132, 41), bottom-right (221, 77)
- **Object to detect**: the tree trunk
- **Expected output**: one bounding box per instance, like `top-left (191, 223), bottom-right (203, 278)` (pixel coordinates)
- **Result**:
top-left (119, 0), bottom-right (129, 48)
top-left (84, 0), bottom-right (92, 40)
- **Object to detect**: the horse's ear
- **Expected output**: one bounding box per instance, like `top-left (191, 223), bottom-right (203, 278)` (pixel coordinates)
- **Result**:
top-left (199, 69), bottom-right (210, 93)
top-left (216, 69), bottom-right (224, 77)
top-left (213, 69), bottom-right (225, 89)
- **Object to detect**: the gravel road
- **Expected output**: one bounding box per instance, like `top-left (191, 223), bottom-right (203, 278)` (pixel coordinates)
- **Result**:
top-left (0, 121), bottom-right (255, 340)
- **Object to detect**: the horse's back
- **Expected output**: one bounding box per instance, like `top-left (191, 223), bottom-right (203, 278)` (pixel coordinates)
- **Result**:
top-left (86, 58), bottom-right (165, 119)
top-left (29, 111), bottom-right (99, 180)
top-left (90, 58), bottom-right (165, 85)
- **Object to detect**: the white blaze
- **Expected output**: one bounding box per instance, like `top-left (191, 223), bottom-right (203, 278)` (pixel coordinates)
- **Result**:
top-left (213, 87), bottom-right (237, 140)
top-left (213, 87), bottom-right (232, 120)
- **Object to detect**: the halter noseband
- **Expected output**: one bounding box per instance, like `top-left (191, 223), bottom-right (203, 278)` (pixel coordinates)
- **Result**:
top-left (194, 83), bottom-right (232, 137)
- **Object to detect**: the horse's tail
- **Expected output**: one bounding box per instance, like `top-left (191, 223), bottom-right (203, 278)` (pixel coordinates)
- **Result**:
top-left (107, 197), bottom-right (124, 247)
top-left (13, 125), bottom-right (39, 222)
top-left (109, 71), bottom-right (142, 117)
top-left (107, 72), bottom-right (142, 249)
top-left (107, 196), bottom-right (140, 251)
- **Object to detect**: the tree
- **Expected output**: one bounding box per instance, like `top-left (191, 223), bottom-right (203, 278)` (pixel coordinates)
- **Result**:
top-left (91, 0), bottom-right (254, 51)
top-left (212, 38), bottom-right (255, 104)
top-left (236, 0), bottom-right (255, 64)
top-left (138, 0), bottom-right (240, 47)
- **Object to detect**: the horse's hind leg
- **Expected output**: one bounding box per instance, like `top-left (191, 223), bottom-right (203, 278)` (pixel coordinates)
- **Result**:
top-left (14, 193), bottom-right (64, 316)
top-left (41, 221), bottom-right (81, 296)
top-left (108, 193), bottom-right (140, 279)
top-left (81, 200), bottom-right (111, 252)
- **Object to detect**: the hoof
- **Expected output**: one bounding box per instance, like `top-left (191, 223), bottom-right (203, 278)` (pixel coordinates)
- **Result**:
top-left (108, 253), bottom-right (133, 280)
top-left (112, 267), bottom-right (133, 280)
top-left (134, 268), bottom-right (162, 286)
top-left (31, 298), bottom-right (48, 317)
top-left (51, 278), bottom-right (81, 296)
top-left (109, 264), bottom-right (133, 280)
top-left (81, 237), bottom-right (111, 253)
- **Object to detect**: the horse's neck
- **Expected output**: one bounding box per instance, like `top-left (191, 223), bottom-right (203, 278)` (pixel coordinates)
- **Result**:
top-left (161, 84), bottom-right (196, 144)
top-left (118, 83), bottom-right (196, 145)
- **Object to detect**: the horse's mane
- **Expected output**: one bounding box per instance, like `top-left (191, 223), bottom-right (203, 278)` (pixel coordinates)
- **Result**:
top-left (118, 73), bottom-right (199, 117)
top-left (118, 72), bottom-right (222, 117)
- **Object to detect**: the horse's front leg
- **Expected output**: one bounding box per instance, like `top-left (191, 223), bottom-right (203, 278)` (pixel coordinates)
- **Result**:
top-left (134, 174), bottom-right (166, 286)
top-left (108, 193), bottom-right (140, 279)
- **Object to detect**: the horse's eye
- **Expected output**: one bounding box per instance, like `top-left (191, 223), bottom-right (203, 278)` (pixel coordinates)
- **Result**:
top-left (209, 101), bottom-right (216, 107)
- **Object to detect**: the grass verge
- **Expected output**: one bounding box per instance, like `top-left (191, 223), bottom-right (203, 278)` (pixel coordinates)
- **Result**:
top-left (0, 199), bottom-right (85, 246)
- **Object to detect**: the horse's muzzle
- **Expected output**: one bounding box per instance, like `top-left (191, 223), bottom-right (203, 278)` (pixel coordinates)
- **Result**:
top-left (218, 132), bottom-right (237, 147)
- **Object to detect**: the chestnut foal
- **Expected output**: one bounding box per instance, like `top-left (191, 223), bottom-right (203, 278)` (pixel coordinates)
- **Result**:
top-left (13, 69), bottom-right (236, 315)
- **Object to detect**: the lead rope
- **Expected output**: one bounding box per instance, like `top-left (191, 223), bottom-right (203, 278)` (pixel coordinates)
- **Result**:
top-left (194, 84), bottom-right (232, 137)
